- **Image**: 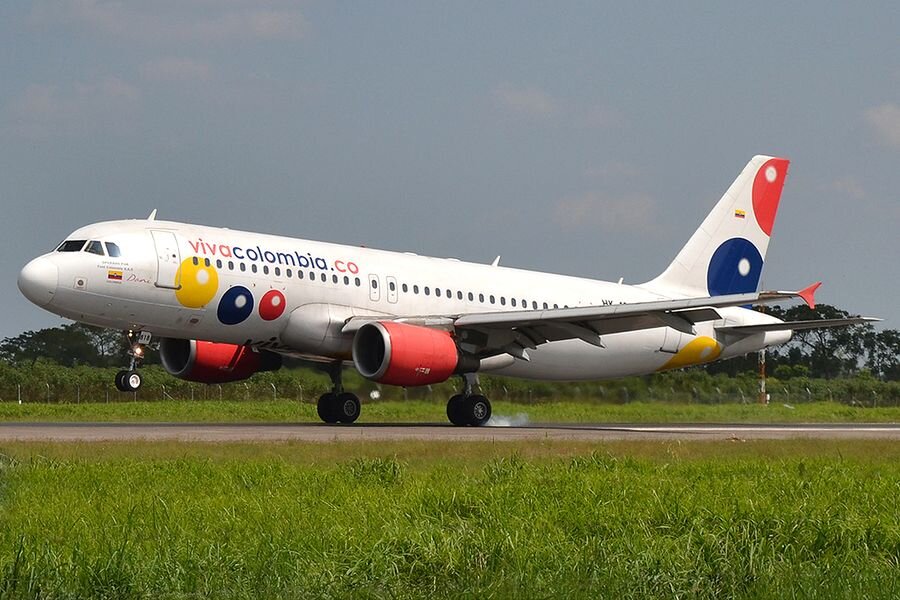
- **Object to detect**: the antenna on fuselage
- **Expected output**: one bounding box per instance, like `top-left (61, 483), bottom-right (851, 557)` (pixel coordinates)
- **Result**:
top-left (491, 255), bottom-right (501, 267)
top-left (147, 209), bottom-right (158, 221)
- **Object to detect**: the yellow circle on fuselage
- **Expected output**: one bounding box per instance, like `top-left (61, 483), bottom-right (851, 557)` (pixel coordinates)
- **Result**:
top-left (175, 258), bottom-right (219, 308)
top-left (659, 336), bottom-right (722, 371)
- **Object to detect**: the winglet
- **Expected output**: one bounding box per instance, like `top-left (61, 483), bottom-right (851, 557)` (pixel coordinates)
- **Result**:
top-left (797, 281), bottom-right (821, 309)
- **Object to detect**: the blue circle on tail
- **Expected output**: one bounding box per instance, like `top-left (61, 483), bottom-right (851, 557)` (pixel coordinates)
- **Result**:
top-left (707, 238), bottom-right (763, 297)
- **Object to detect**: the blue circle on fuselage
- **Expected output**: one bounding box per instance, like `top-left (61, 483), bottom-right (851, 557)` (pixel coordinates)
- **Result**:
top-left (706, 238), bottom-right (763, 297)
top-left (217, 286), bottom-right (254, 325)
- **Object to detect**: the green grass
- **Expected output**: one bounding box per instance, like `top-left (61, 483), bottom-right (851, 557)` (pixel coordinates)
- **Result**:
top-left (0, 440), bottom-right (899, 598)
top-left (1, 398), bottom-right (900, 424)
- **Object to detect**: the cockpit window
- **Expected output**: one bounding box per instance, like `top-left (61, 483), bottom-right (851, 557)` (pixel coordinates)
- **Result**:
top-left (85, 240), bottom-right (105, 256)
top-left (56, 240), bottom-right (87, 252)
top-left (105, 242), bottom-right (122, 257)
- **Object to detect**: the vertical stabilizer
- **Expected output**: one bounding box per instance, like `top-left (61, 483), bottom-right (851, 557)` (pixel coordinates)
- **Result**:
top-left (643, 155), bottom-right (789, 297)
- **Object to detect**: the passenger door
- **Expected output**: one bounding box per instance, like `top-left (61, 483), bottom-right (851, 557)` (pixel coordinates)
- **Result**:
top-left (368, 274), bottom-right (380, 302)
top-left (386, 276), bottom-right (398, 304)
top-left (150, 230), bottom-right (181, 289)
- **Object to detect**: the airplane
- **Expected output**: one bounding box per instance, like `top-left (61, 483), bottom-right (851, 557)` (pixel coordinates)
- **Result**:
top-left (17, 155), bottom-right (877, 426)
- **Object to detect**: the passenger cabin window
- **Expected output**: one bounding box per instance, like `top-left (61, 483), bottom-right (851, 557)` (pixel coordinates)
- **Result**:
top-left (105, 242), bottom-right (122, 257)
top-left (57, 240), bottom-right (87, 252)
top-left (85, 241), bottom-right (105, 256)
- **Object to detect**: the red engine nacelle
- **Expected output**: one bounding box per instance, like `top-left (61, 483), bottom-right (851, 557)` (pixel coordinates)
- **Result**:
top-left (352, 321), bottom-right (461, 386)
top-left (159, 338), bottom-right (282, 384)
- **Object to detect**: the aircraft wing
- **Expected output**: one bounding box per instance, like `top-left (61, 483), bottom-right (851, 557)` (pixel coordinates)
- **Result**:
top-left (341, 287), bottom-right (825, 359)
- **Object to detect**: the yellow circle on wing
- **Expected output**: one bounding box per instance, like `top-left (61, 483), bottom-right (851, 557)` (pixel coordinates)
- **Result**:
top-left (175, 258), bottom-right (219, 308)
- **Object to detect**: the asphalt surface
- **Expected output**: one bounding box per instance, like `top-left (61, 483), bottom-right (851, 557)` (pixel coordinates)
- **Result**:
top-left (0, 422), bottom-right (899, 442)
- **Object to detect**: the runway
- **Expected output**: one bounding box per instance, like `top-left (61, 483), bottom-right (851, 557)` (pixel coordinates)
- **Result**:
top-left (1, 422), bottom-right (899, 442)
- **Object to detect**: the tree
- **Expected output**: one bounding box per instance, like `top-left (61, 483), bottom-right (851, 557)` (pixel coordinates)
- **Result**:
top-left (0, 323), bottom-right (131, 367)
top-left (866, 329), bottom-right (900, 381)
top-left (766, 304), bottom-right (874, 378)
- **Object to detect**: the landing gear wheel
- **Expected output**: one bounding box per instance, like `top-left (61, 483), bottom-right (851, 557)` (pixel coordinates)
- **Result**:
top-left (466, 395), bottom-right (492, 426)
top-left (336, 392), bottom-right (361, 424)
top-left (114, 370), bottom-right (129, 392)
top-left (447, 394), bottom-right (468, 426)
top-left (317, 393), bottom-right (339, 424)
top-left (116, 370), bottom-right (142, 392)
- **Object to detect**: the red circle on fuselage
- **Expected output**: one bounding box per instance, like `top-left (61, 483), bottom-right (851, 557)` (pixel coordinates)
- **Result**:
top-left (259, 290), bottom-right (286, 321)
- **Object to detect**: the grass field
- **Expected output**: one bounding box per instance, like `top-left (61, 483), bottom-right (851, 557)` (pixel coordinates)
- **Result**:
top-left (1, 440), bottom-right (899, 598)
top-left (1, 398), bottom-right (900, 424)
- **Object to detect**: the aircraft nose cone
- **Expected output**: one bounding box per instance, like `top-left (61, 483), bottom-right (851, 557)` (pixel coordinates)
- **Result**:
top-left (18, 257), bottom-right (58, 307)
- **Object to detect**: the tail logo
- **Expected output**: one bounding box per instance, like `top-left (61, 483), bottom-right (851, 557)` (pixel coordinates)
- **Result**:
top-left (752, 158), bottom-right (788, 236)
top-left (707, 237), bottom-right (763, 296)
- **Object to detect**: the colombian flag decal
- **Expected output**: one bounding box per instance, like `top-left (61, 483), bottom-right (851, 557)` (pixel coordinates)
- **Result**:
top-left (734, 209), bottom-right (746, 219)
top-left (107, 269), bottom-right (123, 281)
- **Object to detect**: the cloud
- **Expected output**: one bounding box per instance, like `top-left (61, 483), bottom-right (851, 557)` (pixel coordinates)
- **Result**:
top-left (7, 77), bottom-right (140, 138)
top-left (864, 103), bottom-right (900, 148)
top-left (584, 161), bottom-right (640, 180)
top-left (31, 1), bottom-right (306, 43)
top-left (491, 83), bottom-right (559, 118)
top-left (825, 176), bottom-right (866, 201)
top-left (554, 191), bottom-right (659, 233)
top-left (141, 57), bottom-right (212, 82)
top-left (583, 104), bottom-right (624, 129)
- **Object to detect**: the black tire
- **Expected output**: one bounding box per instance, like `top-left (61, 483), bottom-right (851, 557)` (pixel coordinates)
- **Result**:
top-left (114, 370), bottom-right (129, 392)
top-left (447, 394), bottom-right (467, 426)
top-left (122, 371), bottom-right (142, 392)
top-left (317, 393), bottom-right (339, 423)
top-left (466, 395), bottom-right (492, 426)
top-left (336, 392), bottom-right (361, 424)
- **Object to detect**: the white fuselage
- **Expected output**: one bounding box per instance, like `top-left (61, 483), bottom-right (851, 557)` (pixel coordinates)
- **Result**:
top-left (19, 219), bottom-right (790, 381)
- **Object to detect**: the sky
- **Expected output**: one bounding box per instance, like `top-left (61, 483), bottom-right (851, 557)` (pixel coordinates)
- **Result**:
top-left (1, 2), bottom-right (897, 339)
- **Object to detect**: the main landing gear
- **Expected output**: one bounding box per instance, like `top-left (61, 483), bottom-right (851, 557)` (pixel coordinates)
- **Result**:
top-left (446, 373), bottom-right (492, 426)
top-left (317, 362), bottom-right (361, 424)
top-left (115, 330), bottom-right (150, 392)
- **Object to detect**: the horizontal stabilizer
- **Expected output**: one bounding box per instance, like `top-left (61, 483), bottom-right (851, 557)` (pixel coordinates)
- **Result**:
top-left (717, 317), bottom-right (880, 335)
top-left (757, 282), bottom-right (822, 308)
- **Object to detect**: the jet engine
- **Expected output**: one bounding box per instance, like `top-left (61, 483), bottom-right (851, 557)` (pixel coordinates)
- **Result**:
top-left (159, 338), bottom-right (282, 384)
top-left (352, 321), bottom-right (475, 386)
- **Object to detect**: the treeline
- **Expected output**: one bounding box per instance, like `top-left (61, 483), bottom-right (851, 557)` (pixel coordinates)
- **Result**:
top-left (0, 361), bottom-right (897, 407)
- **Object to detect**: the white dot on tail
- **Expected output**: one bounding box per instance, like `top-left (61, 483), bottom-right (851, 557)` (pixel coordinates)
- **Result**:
top-left (235, 295), bottom-right (247, 309)
top-left (271, 296), bottom-right (281, 306)
top-left (738, 258), bottom-right (751, 276)
top-left (765, 166), bottom-right (777, 182)
top-left (196, 269), bottom-right (209, 285)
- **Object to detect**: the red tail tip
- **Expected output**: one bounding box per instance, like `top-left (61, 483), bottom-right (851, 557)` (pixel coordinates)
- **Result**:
top-left (798, 281), bottom-right (822, 309)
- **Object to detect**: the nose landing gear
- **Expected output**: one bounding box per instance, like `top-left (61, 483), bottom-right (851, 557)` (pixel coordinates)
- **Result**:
top-left (114, 330), bottom-right (150, 392)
